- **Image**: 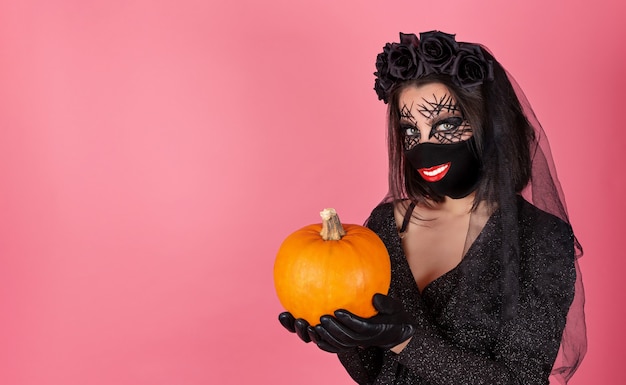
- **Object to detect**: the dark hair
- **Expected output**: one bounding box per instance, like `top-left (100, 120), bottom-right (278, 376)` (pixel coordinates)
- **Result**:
top-left (385, 48), bottom-right (535, 209)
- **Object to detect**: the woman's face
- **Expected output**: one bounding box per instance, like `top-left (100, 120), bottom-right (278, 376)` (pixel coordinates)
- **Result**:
top-left (398, 82), bottom-right (473, 151)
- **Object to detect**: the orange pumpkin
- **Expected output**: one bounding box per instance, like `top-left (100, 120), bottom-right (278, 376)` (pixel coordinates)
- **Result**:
top-left (274, 208), bottom-right (391, 326)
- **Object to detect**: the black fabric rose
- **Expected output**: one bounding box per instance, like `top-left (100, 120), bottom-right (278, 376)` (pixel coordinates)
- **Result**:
top-left (419, 31), bottom-right (458, 72)
top-left (399, 32), bottom-right (419, 46)
top-left (374, 43), bottom-right (396, 102)
top-left (387, 42), bottom-right (421, 80)
top-left (373, 78), bottom-right (388, 102)
top-left (374, 70), bottom-right (400, 102)
top-left (375, 43), bottom-right (391, 75)
top-left (451, 45), bottom-right (494, 88)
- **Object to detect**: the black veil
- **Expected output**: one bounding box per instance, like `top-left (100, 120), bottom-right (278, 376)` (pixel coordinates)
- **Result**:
top-left (507, 67), bottom-right (586, 384)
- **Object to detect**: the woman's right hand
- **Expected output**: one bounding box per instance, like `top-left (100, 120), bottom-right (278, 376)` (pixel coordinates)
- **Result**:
top-left (279, 311), bottom-right (355, 353)
top-left (278, 312), bottom-right (315, 343)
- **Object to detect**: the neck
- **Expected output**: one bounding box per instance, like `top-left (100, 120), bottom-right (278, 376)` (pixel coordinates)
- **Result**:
top-left (432, 193), bottom-right (476, 216)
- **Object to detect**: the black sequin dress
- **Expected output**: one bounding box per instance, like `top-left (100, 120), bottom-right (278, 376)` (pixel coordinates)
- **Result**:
top-left (337, 197), bottom-right (576, 385)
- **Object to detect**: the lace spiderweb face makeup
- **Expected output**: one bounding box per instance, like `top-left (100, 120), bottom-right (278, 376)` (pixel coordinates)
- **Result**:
top-left (398, 86), bottom-right (472, 150)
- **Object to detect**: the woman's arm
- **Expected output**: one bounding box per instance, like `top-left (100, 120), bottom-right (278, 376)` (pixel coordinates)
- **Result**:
top-left (337, 347), bottom-right (384, 385)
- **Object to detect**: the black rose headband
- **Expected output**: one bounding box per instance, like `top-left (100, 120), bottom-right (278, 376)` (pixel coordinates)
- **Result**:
top-left (374, 31), bottom-right (494, 103)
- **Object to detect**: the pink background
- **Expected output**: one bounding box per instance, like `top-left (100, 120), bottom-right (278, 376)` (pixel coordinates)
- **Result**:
top-left (0, 0), bottom-right (623, 384)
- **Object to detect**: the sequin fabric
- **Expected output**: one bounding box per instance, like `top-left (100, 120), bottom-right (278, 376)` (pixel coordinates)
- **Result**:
top-left (337, 197), bottom-right (576, 385)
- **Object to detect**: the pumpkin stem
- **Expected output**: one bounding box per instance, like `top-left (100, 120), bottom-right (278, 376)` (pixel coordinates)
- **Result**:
top-left (320, 208), bottom-right (346, 241)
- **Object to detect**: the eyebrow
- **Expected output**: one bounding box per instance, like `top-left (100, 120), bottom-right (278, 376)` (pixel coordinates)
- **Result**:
top-left (427, 110), bottom-right (463, 124)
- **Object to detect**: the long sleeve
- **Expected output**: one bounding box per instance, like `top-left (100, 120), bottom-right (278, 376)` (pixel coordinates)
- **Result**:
top-left (337, 347), bottom-right (384, 385)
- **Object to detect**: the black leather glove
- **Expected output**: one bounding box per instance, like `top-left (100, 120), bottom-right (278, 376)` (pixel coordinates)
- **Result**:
top-left (313, 294), bottom-right (415, 351)
top-left (278, 312), bottom-right (316, 343)
top-left (279, 312), bottom-right (344, 353)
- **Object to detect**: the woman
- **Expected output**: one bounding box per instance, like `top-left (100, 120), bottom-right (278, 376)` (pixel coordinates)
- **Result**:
top-left (279, 31), bottom-right (586, 384)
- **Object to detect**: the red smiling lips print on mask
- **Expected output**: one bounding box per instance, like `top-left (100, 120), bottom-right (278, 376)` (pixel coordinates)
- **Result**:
top-left (404, 139), bottom-right (481, 199)
top-left (418, 162), bottom-right (451, 182)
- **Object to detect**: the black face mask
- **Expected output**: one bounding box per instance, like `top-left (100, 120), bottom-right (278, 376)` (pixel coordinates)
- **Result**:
top-left (404, 137), bottom-right (481, 199)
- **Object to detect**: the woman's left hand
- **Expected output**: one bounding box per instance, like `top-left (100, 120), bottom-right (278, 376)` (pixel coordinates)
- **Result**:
top-left (311, 294), bottom-right (415, 353)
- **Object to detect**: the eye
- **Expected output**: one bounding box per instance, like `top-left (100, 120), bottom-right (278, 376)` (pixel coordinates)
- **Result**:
top-left (400, 124), bottom-right (419, 137)
top-left (430, 116), bottom-right (472, 144)
top-left (400, 123), bottom-right (421, 150)
top-left (433, 117), bottom-right (464, 132)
